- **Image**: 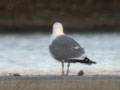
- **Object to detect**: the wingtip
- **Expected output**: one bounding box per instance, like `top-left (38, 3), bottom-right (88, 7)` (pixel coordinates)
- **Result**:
top-left (84, 57), bottom-right (97, 65)
top-left (92, 61), bottom-right (97, 64)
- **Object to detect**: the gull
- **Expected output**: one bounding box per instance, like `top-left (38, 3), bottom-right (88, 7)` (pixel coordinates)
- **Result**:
top-left (49, 22), bottom-right (96, 76)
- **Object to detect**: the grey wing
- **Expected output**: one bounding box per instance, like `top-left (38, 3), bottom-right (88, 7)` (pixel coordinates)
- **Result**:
top-left (49, 35), bottom-right (85, 60)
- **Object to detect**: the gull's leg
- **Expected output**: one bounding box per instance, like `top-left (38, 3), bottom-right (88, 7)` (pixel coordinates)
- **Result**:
top-left (66, 62), bottom-right (70, 76)
top-left (61, 60), bottom-right (64, 76)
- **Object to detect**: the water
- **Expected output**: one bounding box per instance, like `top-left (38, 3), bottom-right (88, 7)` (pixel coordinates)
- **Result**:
top-left (0, 32), bottom-right (120, 76)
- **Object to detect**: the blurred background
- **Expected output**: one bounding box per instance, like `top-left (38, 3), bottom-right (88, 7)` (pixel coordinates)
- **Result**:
top-left (0, 0), bottom-right (120, 32)
top-left (0, 0), bottom-right (120, 76)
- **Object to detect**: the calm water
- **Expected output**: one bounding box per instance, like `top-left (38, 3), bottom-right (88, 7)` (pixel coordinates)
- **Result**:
top-left (0, 32), bottom-right (120, 76)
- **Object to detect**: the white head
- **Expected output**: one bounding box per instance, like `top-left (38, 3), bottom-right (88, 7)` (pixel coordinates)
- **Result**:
top-left (52, 22), bottom-right (64, 39)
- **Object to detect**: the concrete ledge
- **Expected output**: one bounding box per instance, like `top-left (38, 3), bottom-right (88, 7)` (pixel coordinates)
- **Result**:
top-left (0, 76), bottom-right (120, 90)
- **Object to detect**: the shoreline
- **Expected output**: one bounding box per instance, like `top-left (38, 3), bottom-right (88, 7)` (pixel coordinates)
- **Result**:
top-left (0, 75), bottom-right (120, 81)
